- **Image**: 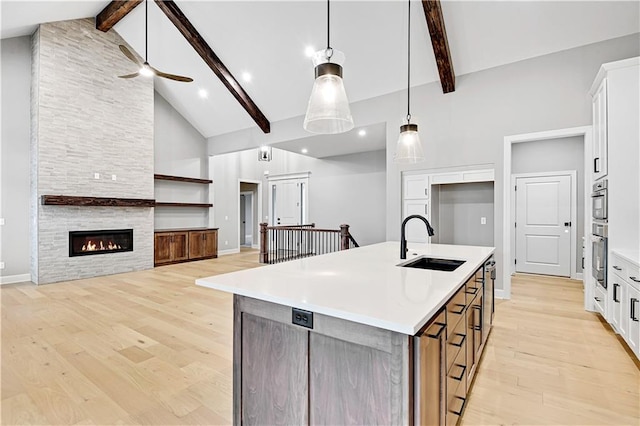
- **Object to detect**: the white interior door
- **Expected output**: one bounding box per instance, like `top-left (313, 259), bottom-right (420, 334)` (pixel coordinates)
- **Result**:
top-left (271, 180), bottom-right (303, 226)
top-left (239, 194), bottom-right (246, 245)
top-left (515, 175), bottom-right (572, 277)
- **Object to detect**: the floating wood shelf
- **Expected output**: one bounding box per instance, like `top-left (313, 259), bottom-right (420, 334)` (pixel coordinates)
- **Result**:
top-left (154, 174), bottom-right (212, 184)
top-left (41, 195), bottom-right (155, 207)
top-left (154, 202), bottom-right (213, 208)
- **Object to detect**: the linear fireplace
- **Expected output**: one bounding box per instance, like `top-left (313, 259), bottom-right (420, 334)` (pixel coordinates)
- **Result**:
top-left (69, 229), bottom-right (133, 257)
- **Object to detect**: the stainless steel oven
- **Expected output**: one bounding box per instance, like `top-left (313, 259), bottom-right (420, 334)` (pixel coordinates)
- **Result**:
top-left (591, 179), bottom-right (608, 221)
top-left (591, 223), bottom-right (608, 289)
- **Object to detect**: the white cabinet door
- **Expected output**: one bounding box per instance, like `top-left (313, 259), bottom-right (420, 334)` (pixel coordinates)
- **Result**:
top-left (403, 200), bottom-right (430, 243)
top-left (404, 175), bottom-right (429, 199)
top-left (626, 284), bottom-right (640, 357)
top-left (592, 78), bottom-right (608, 181)
top-left (610, 273), bottom-right (625, 335)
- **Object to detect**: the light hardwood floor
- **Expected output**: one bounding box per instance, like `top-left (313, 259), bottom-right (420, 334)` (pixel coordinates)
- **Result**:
top-left (2, 252), bottom-right (638, 425)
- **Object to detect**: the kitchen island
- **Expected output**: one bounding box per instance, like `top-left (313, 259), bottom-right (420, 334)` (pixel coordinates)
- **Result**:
top-left (197, 242), bottom-right (495, 425)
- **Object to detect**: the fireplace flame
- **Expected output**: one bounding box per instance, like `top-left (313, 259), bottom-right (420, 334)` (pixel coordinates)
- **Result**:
top-left (81, 240), bottom-right (122, 252)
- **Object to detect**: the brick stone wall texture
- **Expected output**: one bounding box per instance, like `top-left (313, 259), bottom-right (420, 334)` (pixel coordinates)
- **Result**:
top-left (31, 18), bottom-right (154, 284)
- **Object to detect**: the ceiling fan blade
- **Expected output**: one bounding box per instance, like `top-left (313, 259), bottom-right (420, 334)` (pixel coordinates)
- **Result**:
top-left (119, 45), bottom-right (141, 66)
top-left (153, 69), bottom-right (193, 83)
top-left (118, 72), bottom-right (140, 79)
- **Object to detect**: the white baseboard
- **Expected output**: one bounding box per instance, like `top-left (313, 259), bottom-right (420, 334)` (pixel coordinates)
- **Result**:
top-left (1, 273), bottom-right (32, 285)
top-left (495, 289), bottom-right (509, 300)
top-left (575, 272), bottom-right (584, 281)
top-left (218, 248), bottom-right (241, 256)
top-left (251, 244), bottom-right (259, 249)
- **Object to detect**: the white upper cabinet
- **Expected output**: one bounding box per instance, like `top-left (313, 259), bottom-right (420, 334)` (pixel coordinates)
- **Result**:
top-left (403, 174), bottom-right (429, 200)
top-left (591, 78), bottom-right (608, 181)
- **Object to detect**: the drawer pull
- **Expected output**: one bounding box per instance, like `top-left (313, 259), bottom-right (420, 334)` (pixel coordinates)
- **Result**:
top-left (450, 396), bottom-right (466, 416)
top-left (613, 283), bottom-right (620, 303)
top-left (466, 286), bottom-right (479, 295)
top-left (632, 298), bottom-right (639, 322)
top-left (612, 265), bottom-right (622, 271)
top-left (450, 333), bottom-right (466, 348)
top-left (450, 304), bottom-right (465, 315)
top-left (426, 323), bottom-right (446, 339)
top-left (630, 276), bottom-right (640, 283)
top-left (595, 297), bottom-right (602, 303)
top-left (451, 363), bottom-right (466, 381)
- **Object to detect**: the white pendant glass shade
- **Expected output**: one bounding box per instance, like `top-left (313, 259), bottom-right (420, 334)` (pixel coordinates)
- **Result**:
top-left (394, 123), bottom-right (425, 163)
top-left (303, 62), bottom-right (354, 134)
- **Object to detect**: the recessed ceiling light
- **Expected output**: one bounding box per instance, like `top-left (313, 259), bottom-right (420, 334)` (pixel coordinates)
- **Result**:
top-left (198, 89), bottom-right (208, 99)
top-left (358, 129), bottom-right (367, 137)
top-left (301, 148), bottom-right (308, 154)
top-left (304, 46), bottom-right (316, 58)
top-left (241, 72), bottom-right (252, 83)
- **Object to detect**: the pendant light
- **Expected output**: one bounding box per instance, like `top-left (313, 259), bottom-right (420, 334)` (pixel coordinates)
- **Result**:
top-left (394, 0), bottom-right (424, 164)
top-left (303, 0), bottom-right (354, 134)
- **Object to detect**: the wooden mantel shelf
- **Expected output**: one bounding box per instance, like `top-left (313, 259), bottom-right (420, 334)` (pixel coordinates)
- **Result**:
top-left (154, 202), bottom-right (213, 208)
top-left (41, 195), bottom-right (155, 207)
top-left (154, 174), bottom-right (212, 184)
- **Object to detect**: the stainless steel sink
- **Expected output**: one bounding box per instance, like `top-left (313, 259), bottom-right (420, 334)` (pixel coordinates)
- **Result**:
top-left (399, 256), bottom-right (465, 271)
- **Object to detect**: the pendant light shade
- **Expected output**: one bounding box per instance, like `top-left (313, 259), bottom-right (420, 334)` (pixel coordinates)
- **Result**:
top-left (303, 0), bottom-right (354, 134)
top-left (303, 62), bottom-right (353, 134)
top-left (394, 0), bottom-right (424, 164)
top-left (395, 123), bottom-right (425, 163)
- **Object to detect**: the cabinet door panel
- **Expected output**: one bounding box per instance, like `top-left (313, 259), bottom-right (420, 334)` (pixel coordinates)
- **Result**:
top-left (627, 285), bottom-right (640, 356)
top-left (154, 234), bottom-right (173, 265)
top-left (189, 231), bottom-right (205, 259)
top-left (204, 230), bottom-right (218, 257)
top-left (241, 313), bottom-right (308, 425)
top-left (417, 312), bottom-right (446, 426)
top-left (310, 333), bottom-right (391, 425)
top-left (404, 174), bottom-right (429, 199)
top-left (172, 232), bottom-right (189, 261)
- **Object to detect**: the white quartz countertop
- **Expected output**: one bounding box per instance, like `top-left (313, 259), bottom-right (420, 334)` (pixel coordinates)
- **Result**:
top-left (612, 249), bottom-right (640, 267)
top-left (196, 242), bottom-right (495, 335)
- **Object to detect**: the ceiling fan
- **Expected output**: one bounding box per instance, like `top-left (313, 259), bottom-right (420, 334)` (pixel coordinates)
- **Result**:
top-left (118, 0), bottom-right (193, 83)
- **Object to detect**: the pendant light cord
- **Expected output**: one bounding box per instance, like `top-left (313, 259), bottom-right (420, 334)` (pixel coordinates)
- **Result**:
top-left (406, 0), bottom-right (411, 123)
top-left (326, 0), bottom-right (333, 61)
top-left (145, 0), bottom-right (148, 62)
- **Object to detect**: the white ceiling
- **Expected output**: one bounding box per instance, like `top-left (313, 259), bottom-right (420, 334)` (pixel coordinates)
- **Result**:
top-left (2, 0), bottom-right (639, 156)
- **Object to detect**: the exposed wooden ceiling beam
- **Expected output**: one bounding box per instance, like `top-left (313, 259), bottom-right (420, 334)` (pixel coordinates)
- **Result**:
top-left (154, 0), bottom-right (271, 134)
top-left (422, 0), bottom-right (455, 93)
top-left (96, 0), bottom-right (143, 32)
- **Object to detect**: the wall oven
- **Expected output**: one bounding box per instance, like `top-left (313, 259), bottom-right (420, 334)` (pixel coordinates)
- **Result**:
top-left (591, 223), bottom-right (608, 290)
top-left (591, 179), bottom-right (608, 221)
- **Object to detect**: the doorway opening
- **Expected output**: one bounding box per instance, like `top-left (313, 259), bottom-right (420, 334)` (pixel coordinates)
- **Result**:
top-left (239, 180), bottom-right (261, 249)
top-left (503, 126), bottom-right (592, 306)
top-left (267, 172), bottom-right (310, 226)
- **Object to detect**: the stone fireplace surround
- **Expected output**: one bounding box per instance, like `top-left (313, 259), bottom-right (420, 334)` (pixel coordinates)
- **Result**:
top-left (30, 18), bottom-right (154, 284)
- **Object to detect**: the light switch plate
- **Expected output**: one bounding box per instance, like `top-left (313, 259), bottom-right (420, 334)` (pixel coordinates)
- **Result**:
top-left (0, 218), bottom-right (5, 226)
top-left (94, 173), bottom-right (100, 180)
top-left (111, 175), bottom-right (117, 181)
top-left (0, 262), bottom-right (5, 270)
top-left (480, 217), bottom-right (487, 225)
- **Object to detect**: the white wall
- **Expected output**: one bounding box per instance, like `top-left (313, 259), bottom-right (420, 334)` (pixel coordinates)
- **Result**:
top-left (512, 136), bottom-right (585, 273)
top-left (1, 36), bottom-right (31, 280)
top-left (211, 148), bottom-right (386, 252)
top-left (154, 93), bottom-right (208, 230)
top-left (208, 33), bottom-right (640, 291)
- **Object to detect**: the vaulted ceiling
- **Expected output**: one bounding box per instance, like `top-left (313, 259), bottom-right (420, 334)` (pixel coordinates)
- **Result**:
top-left (2, 1), bottom-right (639, 142)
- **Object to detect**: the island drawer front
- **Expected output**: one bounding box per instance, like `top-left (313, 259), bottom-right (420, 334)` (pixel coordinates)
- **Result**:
top-left (446, 366), bottom-right (467, 426)
top-left (447, 287), bottom-right (467, 333)
top-left (446, 314), bottom-right (467, 372)
top-left (448, 342), bottom-right (467, 382)
top-left (465, 277), bottom-right (482, 305)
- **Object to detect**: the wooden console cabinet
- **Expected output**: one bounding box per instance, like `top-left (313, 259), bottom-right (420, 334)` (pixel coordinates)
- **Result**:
top-left (154, 228), bottom-right (218, 266)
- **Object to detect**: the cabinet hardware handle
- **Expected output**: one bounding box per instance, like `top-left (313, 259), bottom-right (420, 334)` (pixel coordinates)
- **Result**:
top-left (630, 276), bottom-right (640, 283)
top-left (424, 204), bottom-right (428, 216)
top-left (450, 396), bottom-right (466, 416)
top-left (450, 304), bottom-right (465, 315)
top-left (613, 265), bottom-right (622, 271)
top-left (450, 333), bottom-right (466, 348)
top-left (451, 364), bottom-right (466, 381)
top-left (595, 297), bottom-right (602, 302)
top-left (472, 305), bottom-right (482, 331)
top-left (631, 298), bottom-right (639, 322)
top-left (426, 323), bottom-right (446, 339)
top-left (613, 283), bottom-right (620, 303)
top-left (594, 157), bottom-right (600, 173)
top-left (424, 188), bottom-right (428, 196)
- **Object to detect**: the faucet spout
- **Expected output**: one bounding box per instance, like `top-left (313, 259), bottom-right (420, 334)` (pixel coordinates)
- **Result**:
top-left (400, 214), bottom-right (435, 259)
